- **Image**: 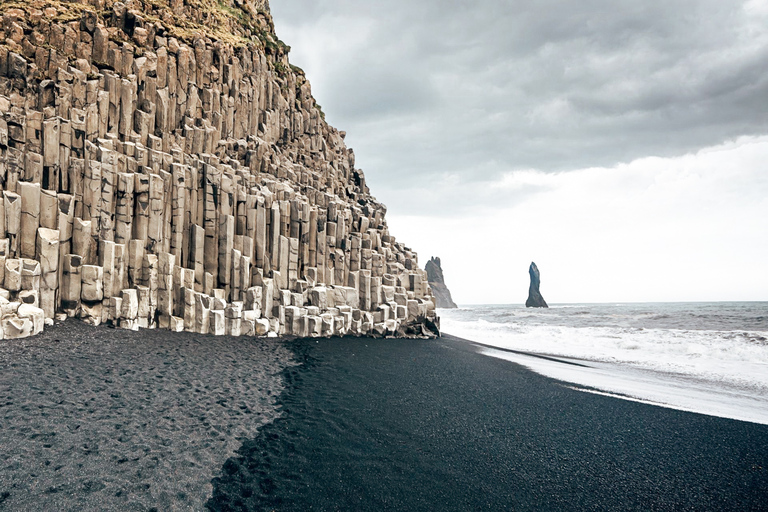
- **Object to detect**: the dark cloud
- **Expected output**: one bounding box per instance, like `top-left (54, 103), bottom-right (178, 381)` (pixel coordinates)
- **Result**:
top-left (270, 0), bottom-right (768, 214)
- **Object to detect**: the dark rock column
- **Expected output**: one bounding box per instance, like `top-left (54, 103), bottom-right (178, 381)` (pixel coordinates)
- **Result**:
top-left (425, 257), bottom-right (457, 309)
top-left (525, 262), bottom-right (548, 308)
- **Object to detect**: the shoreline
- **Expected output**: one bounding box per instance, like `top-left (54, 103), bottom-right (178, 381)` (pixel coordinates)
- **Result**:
top-left (208, 333), bottom-right (768, 510)
top-left (2, 325), bottom-right (767, 510)
top-left (448, 331), bottom-right (768, 426)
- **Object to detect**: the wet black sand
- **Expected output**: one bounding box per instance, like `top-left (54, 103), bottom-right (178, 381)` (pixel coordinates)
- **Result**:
top-left (208, 334), bottom-right (768, 511)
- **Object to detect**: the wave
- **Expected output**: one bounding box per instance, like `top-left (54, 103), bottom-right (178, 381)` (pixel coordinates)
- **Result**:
top-left (440, 313), bottom-right (768, 392)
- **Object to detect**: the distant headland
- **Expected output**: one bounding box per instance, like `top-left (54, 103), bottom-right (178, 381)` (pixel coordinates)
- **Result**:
top-left (425, 256), bottom-right (457, 309)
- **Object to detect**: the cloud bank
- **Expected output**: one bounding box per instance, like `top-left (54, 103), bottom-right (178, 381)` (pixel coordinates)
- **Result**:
top-left (270, 1), bottom-right (768, 302)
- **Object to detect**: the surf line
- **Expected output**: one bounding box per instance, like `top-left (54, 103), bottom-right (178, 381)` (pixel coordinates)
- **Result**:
top-left (458, 338), bottom-right (593, 368)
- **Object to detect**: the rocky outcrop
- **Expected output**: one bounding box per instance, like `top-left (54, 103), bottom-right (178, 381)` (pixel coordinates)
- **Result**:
top-left (525, 262), bottom-right (548, 308)
top-left (0, 0), bottom-right (439, 339)
top-left (425, 257), bottom-right (456, 309)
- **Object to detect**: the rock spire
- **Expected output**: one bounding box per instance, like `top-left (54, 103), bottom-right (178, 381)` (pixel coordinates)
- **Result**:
top-left (525, 262), bottom-right (548, 308)
top-left (0, 0), bottom-right (439, 338)
top-left (425, 257), bottom-right (457, 309)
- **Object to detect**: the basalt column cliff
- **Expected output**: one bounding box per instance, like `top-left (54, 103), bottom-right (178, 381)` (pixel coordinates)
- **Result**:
top-left (0, 0), bottom-right (439, 339)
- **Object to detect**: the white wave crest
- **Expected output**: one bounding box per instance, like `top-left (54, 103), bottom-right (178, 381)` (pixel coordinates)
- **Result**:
top-left (441, 312), bottom-right (768, 391)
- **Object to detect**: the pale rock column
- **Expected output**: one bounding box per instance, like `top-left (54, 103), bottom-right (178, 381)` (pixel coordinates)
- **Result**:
top-left (350, 234), bottom-right (361, 272)
top-left (36, 228), bottom-right (59, 319)
top-left (210, 309), bottom-right (225, 335)
top-left (218, 214), bottom-right (234, 295)
top-left (72, 218), bottom-right (92, 265)
top-left (170, 163), bottom-right (186, 260)
top-left (99, 150), bottom-right (116, 243)
top-left (370, 276), bottom-right (382, 309)
top-left (333, 249), bottom-right (346, 288)
top-left (0, 239), bottom-right (7, 286)
top-left (40, 190), bottom-right (58, 230)
top-left (189, 224), bottom-right (205, 292)
top-left (183, 287), bottom-right (196, 332)
top-left (277, 235), bottom-right (289, 290)
top-left (60, 254), bottom-right (82, 317)
top-left (230, 248), bottom-right (242, 302)
top-left (203, 169), bottom-right (219, 285)
top-left (0, 196), bottom-right (5, 242)
top-left (127, 239), bottom-right (145, 288)
top-left (20, 182), bottom-right (41, 259)
top-left (245, 286), bottom-right (262, 313)
top-left (148, 173), bottom-right (164, 253)
top-left (240, 255), bottom-right (251, 298)
top-left (358, 270), bottom-right (372, 311)
top-left (157, 252), bottom-right (175, 320)
top-left (81, 265), bottom-right (104, 302)
top-left (99, 240), bottom-right (116, 300)
top-left (20, 259), bottom-right (41, 298)
top-left (5, 259), bottom-right (21, 292)
top-left (108, 296), bottom-right (123, 324)
top-left (194, 292), bottom-right (210, 334)
top-left (141, 253), bottom-right (159, 320)
top-left (82, 161), bottom-right (101, 250)
top-left (261, 277), bottom-right (274, 319)
top-left (114, 243), bottom-right (127, 295)
top-left (225, 302), bottom-right (242, 336)
top-left (3, 192), bottom-right (21, 258)
top-left (308, 208), bottom-right (318, 268)
top-left (269, 202), bottom-right (280, 269)
top-left (115, 172), bottom-right (134, 245)
top-left (56, 194), bottom-right (75, 309)
top-left (133, 173), bottom-right (150, 243)
top-left (136, 285), bottom-right (151, 328)
top-left (288, 237), bottom-right (299, 286)
top-left (120, 288), bottom-right (139, 330)
top-left (254, 197), bottom-right (267, 269)
top-left (300, 203), bottom-right (310, 272)
top-left (316, 224), bottom-right (326, 284)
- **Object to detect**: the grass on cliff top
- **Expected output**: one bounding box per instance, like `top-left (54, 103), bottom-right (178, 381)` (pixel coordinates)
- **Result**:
top-left (0, 0), bottom-right (279, 48)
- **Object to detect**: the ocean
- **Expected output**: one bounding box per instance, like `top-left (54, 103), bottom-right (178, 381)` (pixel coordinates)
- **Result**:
top-left (440, 302), bottom-right (768, 425)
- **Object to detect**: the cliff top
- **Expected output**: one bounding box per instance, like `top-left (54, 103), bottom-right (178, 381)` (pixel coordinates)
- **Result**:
top-left (0, 0), bottom-right (287, 49)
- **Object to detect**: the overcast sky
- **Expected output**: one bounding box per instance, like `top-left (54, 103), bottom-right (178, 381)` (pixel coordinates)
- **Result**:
top-left (270, 0), bottom-right (768, 304)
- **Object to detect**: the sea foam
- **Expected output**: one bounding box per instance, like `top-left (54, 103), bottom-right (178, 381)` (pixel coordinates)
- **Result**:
top-left (441, 303), bottom-right (768, 424)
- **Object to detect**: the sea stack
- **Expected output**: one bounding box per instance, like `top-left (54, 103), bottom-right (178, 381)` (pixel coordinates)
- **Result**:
top-left (0, 0), bottom-right (439, 339)
top-left (425, 257), bottom-right (457, 309)
top-left (525, 262), bottom-right (548, 308)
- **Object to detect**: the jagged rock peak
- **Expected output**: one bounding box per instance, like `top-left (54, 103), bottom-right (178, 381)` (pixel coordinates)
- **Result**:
top-left (525, 262), bottom-right (548, 308)
top-left (425, 257), bottom-right (457, 309)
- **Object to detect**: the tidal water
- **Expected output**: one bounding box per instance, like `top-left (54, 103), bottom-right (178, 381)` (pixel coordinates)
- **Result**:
top-left (440, 302), bottom-right (768, 424)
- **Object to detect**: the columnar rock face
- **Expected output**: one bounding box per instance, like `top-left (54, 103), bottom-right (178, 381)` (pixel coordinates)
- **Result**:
top-left (525, 262), bottom-right (548, 308)
top-left (0, 0), bottom-right (439, 339)
top-left (424, 257), bottom-right (457, 309)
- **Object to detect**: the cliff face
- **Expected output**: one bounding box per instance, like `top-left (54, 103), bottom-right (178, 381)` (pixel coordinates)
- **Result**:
top-left (0, 0), bottom-right (439, 338)
top-left (425, 257), bottom-right (457, 309)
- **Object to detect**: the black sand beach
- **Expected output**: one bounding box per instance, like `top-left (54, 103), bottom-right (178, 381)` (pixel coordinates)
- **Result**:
top-left (3, 328), bottom-right (768, 511)
top-left (0, 322), bottom-right (293, 511)
top-left (208, 334), bottom-right (768, 511)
